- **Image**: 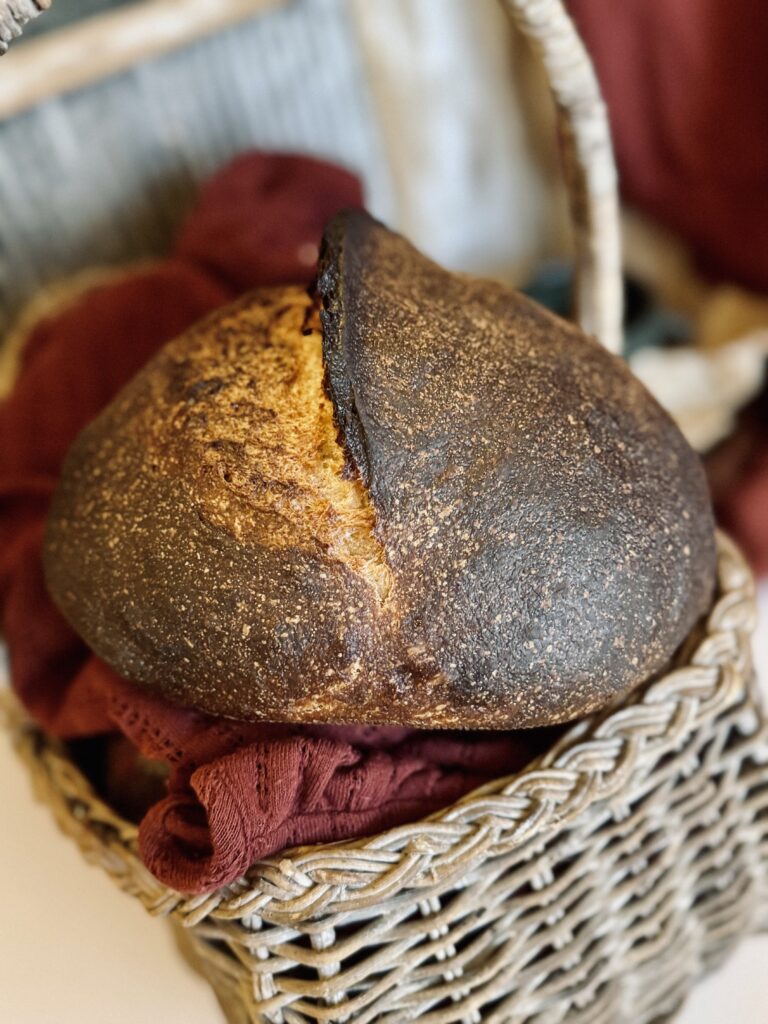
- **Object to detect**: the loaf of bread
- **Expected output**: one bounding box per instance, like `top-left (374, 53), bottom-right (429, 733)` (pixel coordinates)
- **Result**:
top-left (43, 211), bottom-right (716, 728)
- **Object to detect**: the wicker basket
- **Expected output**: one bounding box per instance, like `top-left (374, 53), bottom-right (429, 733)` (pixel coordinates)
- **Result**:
top-left (3, 2), bottom-right (768, 1022)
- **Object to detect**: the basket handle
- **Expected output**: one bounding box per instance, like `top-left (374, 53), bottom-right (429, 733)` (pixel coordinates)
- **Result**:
top-left (501, 0), bottom-right (623, 356)
top-left (0, 0), bottom-right (50, 54)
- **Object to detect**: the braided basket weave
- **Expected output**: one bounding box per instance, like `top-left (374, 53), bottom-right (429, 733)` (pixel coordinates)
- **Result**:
top-left (3, 2), bottom-right (768, 1022)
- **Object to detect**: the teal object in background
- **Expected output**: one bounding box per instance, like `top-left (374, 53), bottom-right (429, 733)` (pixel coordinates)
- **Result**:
top-left (523, 260), bottom-right (691, 358)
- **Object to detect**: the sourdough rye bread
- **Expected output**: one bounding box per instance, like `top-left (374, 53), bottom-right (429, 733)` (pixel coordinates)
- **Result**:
top-left (43, 211), bottom-right (716, 728)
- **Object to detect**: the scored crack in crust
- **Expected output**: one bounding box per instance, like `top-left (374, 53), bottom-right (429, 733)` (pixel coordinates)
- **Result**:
top-left (162, 289), bottom-right (392, 602)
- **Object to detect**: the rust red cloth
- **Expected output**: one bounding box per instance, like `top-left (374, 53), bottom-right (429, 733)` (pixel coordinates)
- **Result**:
top-left (0, 153), bottom-right (540, 893)
top-left (566, 1), bottom-right (768, 573)
top-left (707, 391), bottom-right (768, 576)
top-left (568, 0), bottom-right (768, 293)
top-left (722, 456), bottom-right (768, 575)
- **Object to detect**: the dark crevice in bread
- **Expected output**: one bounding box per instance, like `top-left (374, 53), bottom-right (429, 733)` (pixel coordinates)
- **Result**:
top-left (318, 217), bottom-right (373, 489)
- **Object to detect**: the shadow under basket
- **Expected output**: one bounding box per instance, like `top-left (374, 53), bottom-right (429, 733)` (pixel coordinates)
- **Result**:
top-left (5, 532), bottom-right (768, 1024)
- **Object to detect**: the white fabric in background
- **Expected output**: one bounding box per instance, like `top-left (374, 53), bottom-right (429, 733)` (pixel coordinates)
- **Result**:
top-left (348, 0), bottom-right (555, 279)
top-left (0, 0), bottom-right (561, 340)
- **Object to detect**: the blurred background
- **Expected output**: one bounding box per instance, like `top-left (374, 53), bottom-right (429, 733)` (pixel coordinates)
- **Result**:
top-left (1, 1), bottom-right (768, 1021)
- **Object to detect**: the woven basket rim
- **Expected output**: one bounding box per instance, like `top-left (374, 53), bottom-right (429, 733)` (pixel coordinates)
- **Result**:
top-left (3, 530), bottom-right (756, 926)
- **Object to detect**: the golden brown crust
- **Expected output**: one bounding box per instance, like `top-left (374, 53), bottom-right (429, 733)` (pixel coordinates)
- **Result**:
top-left (43, 213), bottom-right (717, 728)
top-left (152, 291), bottom-right (391, 599)
top-left (43, 288), bottom-right (402, 724)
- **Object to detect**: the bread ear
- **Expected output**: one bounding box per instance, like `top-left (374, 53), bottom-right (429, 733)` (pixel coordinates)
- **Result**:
top-left (316, 210), bottom-right (716, 725)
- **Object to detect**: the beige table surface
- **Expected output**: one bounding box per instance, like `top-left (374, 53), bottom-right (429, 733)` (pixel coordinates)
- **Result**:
top-left (3, 585), bottom-right (767, 1024)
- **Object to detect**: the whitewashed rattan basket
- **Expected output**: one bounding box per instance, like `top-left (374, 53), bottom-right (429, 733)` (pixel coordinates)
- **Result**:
top-left (3, 2), bottom-right (768, 1022)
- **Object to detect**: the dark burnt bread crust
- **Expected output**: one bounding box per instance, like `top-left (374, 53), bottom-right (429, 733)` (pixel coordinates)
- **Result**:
top-left (43, 213), bottom-right (716, 728)
top-left (318, 210), bottom-right (716, 725)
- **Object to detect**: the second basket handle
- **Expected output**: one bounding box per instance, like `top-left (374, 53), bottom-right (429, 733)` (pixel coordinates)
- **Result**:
top-left (501, 0), bottom-right (623, 356)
